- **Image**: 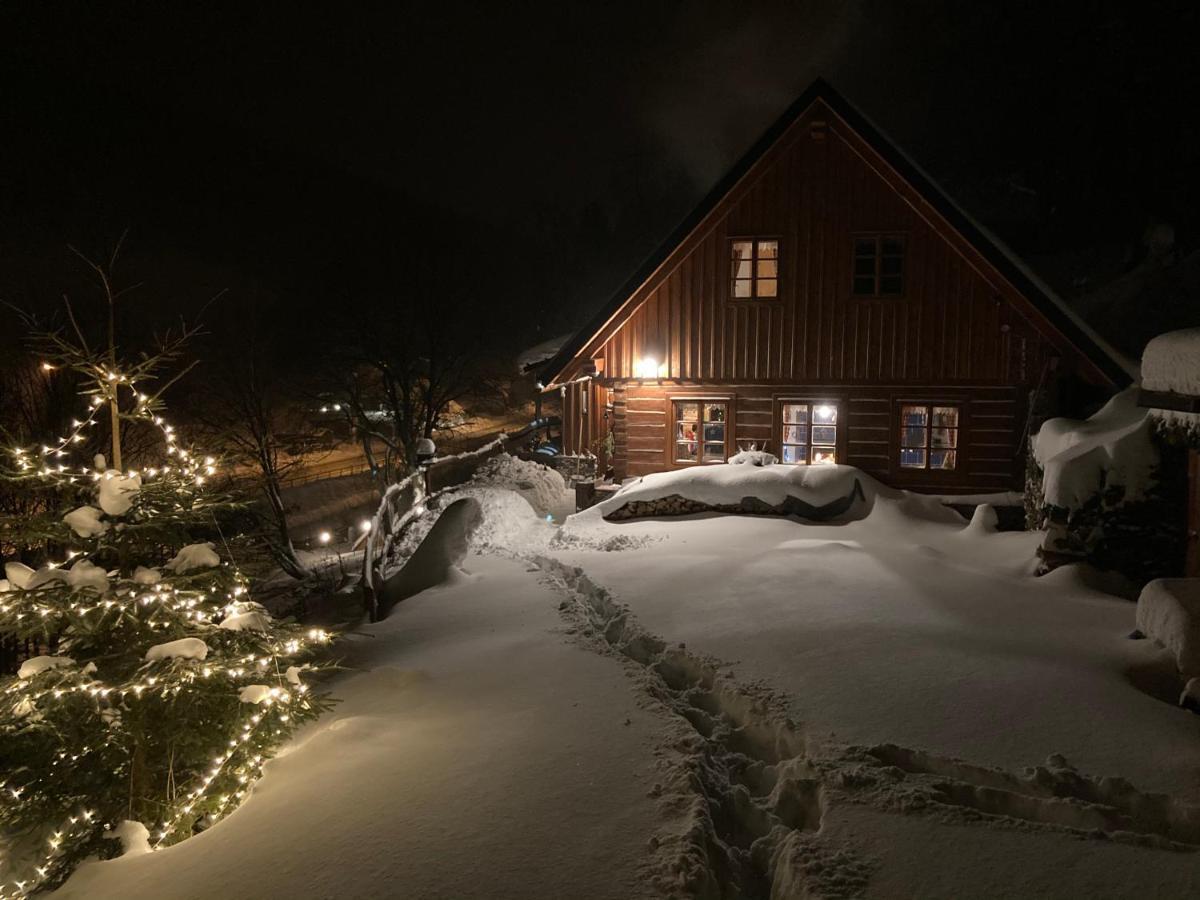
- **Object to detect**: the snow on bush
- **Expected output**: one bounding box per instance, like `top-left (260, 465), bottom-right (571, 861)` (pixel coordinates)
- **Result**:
top-left (238, 684), bottom-right (273, 705)
top-left (219, 610), bottom-right (272, 631)
top-left (97, 469), bottom-right (141, 516)
top-left (112, 820), bottom-right (152, 857)
top-left (5, 561), bottom-right (35, 589)
top-left (144, 637), bottom-right (209, 662)
top-left (132, 565), bottom-right (161, 585)
top-left (165, 542), bottom-right (221, 573)
top-left (17, 655), bottom-right (75, 680)
top-left (66, 559), bottom-right (109, 594)
top-left (63, 505), bottom-right (108, 537)
top-left (1136, 579), bottom-right (1200, 677)
top-left (1031, 388), bottom-right (1156, 510)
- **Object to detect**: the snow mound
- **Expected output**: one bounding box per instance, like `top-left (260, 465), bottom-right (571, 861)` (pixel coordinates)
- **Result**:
top-left (112, 820), bottom-right (152, 857)
top-left (1031, 388), bottom-right (1156, 509)
top-left (381, 497), bottom-right (482, 614)
top-left (1136, 579), bottom-right (1200, 677)
top-left (727, 449), bottom-right (778, 466)
top-left (26, 566), bottom-right (70, 590)
top-left (145, 637), bottom-right (209, 662)
top-left (17, 655), bottom-right (75, 680)
top-left (64, 505), bottom-right (107, 537)
top-left (132, 566), bottom-right (161, 585)
top-left (468, 454), bottom-right (569, 516)
top-left (165, 542), bottom-right (220, 573)
top-left (590, 464), bottom-right (874, 521)
top-left (5, 561), bottom-right (35, 589)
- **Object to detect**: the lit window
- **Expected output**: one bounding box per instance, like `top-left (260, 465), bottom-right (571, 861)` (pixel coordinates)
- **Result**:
top-left (852, 235), bottom-right (905, 296)
top-left (730, 238), bottom-right (779, 299)
top-left (780, 402), bottom-right (838, 465)
top-left (675, 401), bottom-right (727, 463)
top-left (899, 405), bottom-right (959, 469)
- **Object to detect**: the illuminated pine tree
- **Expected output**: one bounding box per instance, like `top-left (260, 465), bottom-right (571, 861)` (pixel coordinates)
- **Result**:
top-left (0, 254), bottom-right (333, 896)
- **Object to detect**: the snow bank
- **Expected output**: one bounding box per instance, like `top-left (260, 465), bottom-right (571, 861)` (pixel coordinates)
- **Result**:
top-left (1031, 388), bottom-right (1156, 509)
top-left (590, 464), bottom-right (873, 521)
top-left (144, 638), bottom-right (209, 662)
top-left (17, 655), bottom-right (75, 680)
top-left (1136, 579), bottom-right (1200, 677)
top-left (468, 453), bottom-right (568, 515)
top-left (380, 497), bottom-right (482, 614)
top-left (112, 821), bottom-right (152, 858)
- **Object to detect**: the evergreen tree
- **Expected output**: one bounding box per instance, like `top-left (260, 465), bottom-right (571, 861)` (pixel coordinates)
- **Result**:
top-left (0, 260), bottom-right (333, 896)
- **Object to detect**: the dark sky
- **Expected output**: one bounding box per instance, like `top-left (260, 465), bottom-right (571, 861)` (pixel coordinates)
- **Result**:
top-left (2, 1), bottom-right (1198, 350)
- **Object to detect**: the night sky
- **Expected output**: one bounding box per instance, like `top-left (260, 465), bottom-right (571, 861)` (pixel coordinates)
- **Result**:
top-left (2, 2), bottom-right (1198, 354)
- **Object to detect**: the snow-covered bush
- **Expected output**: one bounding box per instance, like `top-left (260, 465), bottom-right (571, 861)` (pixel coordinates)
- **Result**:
top-left (1029, 388), bottom-right (1186, 583)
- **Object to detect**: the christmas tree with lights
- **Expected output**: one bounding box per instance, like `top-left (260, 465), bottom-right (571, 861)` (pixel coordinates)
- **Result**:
top-left (0, 260), bottom-right (333, 896)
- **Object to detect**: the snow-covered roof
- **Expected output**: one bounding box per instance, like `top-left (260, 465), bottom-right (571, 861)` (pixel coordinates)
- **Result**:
top-left (1142, 327), bottom-right (1200, 396)
top-left (516, 333), bottom-right (570, 375)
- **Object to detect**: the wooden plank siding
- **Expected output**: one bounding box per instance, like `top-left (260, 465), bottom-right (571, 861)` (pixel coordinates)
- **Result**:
top-left (545, 87), bottom-right (1120, 496)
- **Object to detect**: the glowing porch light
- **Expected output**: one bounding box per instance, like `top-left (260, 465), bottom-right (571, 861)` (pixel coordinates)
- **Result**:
top-left (634, 357), bottom-right (661, 379)
top-left (318, 531), bottom-right (332, 545)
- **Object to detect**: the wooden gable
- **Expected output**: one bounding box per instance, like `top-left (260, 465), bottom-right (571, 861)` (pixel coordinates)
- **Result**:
top-left (542, 82), bottom-right (1128, 392)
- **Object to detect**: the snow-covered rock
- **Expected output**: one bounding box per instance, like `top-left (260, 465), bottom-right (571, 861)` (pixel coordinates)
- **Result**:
top-left (238, 684), bottom-right (273, 705)
top-left (112, 821), bottom-right (152, 857)
top-left (165, 542), bottom-right (220, 573)
top-left (727, 449), bottom-right (778, 466)
top-left (132, 566), bottom-right (161, 585)
top-left (64, 505), bottom-right (108, 538)
top-left (1031, 388), bottom-right (1156, 509)
top-left (97, 470), bottom-right (142, 516)
top-left (219, 610), bottom-right (271, 631)
top-left (1136, 579), bottom-right (1200, 677)
top-left (17, 655), bottom-right (75, 680)
top-left (66, 559), bottom-right (109, 594)
top-left (145, 637), bottom-right (209, 662)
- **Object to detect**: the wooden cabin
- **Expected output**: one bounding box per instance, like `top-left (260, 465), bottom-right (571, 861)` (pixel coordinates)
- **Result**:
top-left (539, 79), bottom-right (1130, 494)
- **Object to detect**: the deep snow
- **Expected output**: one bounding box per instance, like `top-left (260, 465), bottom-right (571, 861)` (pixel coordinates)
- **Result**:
top-left (50, 458), bottom-right (1200, 899)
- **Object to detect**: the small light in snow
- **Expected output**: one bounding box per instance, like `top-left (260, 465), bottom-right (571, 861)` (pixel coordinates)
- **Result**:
top-left (318, 531), bottom-right (331, 545)
top-left (359, 519), bottom-right (372, 533)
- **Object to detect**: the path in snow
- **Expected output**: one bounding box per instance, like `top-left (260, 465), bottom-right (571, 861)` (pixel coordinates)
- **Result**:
top-left (55, 555), bottom-right (672, 900)
top-left (534, 552), bottom-right (1200, 898)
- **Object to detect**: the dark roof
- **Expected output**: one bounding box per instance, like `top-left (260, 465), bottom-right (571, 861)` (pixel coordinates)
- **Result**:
top-left (539, 78), bottom-right (1132, 388)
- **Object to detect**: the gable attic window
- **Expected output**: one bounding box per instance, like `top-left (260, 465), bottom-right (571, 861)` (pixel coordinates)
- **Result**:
top-left (730, 238), bottom-right (779, 299)
top-left (852, 235), bottom-right (905, 296)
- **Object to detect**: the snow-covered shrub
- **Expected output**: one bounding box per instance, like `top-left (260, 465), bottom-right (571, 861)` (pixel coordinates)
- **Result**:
top-left (1030, 389), bottom-right (1186, 583)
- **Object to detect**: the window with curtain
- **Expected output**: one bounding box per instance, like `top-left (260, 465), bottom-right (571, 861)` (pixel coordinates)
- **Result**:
top-left (899, 405), bottom-right (959, 469)
top-left (674, 400), bottom-right (728, 463)
top-left (780, 402), bottom-right (838, 465)
top-left (730, 238), bottom-right (779, 299)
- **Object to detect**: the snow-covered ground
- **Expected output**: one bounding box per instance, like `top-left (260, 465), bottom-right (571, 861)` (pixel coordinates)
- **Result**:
top-left (54, 458), bottom-right (1200, 898)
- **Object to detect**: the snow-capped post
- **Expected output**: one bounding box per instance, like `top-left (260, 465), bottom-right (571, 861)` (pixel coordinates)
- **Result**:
top-left (416, 437), bottom-right (437, 495)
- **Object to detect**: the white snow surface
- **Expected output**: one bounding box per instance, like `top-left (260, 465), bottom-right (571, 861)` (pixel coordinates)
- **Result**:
top-left (4, 561), bottom-right (34, 589)
top-left (52, 463), bottom-right (1200, 899)
top-left (63, 505), bottom-right (107, 538)
top-left (515, 332), bottom-right (570, 373)
top-left (57, 555), bottom-right (665, 900)
top-left (132, 566), bottom-right (161, 585)
top-left (164, 543), bottom-right (220, 574)
top-left (1031, 387), bottom-right (1157, 508)
top-left (113, 821), bottom-right (151, 858)
top-left (237, 684), bottom-right (273, 705)
top-left (144, 638), bottom-right (209, 662)
top-left (1137, 578), bottom-right (1200, 677)
top-left (17, 655), bottom-right (75, 680)
top-left (1142, 326), bottom-right (1200, 396)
